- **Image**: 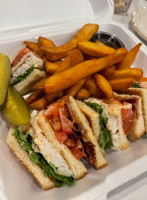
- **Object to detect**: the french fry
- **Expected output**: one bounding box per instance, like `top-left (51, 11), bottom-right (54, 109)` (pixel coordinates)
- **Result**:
top-left (76, 88), bottom-right (91, 100)
top-left (95, 40), bottom-right (107, 46)
top-left (100, 65), bottom-right (115, 79)
top-left (109, 68), bottom-right (143, 80)
top-left (77, 41), bottom-right (116, 58)
top-left (94, 74), bottom-right (113, 99)
top-left (44, 53), bottom-right (125, 95)
top-left (109, 78), bottom-right (135, 91)
top-left (40, 46), bottom-right (75, 62)
top-left (23, 41), bottom-right (39, 55)
top-left (116, 47), bottom-right (128, 54)
top-left (26, 90), bottom-right (44, 105)
top-left (138, 76), bottom-right (147, 82)
top-left (45, 91), bottom-right (63, 103)
top-left (75, 23), bottom-right (99, 42)
top-left (65, 78), bottom-right (87, 97)
top-left (54, 49), bottom-right (84, 74)
top-left (40, 24), bottom-right (98, 61)
top-left (33, 77), bottom-right (49, 90)
top-left (117, 43), bottom-right (142, 69)
top-left (84, 76), bottom-right (102, 97)
top-left (45, 61), bottom-right (61, 74)
top-left (38, 36), bottom-right (55, 48)
top-left (29, 97), bottom-right (48, 111)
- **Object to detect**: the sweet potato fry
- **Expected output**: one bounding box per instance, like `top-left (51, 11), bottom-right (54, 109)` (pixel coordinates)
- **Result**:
top-left (54, 49), bottom-right (84, 74)
top-left (94, 74), bottom-right (113, 99)
top-left (40, 24), bottom-right (98, 61)
top-left (26, 90), bottom-right (44, 105)
top-left (23, 41), bottom-right (39, 55)
top-left (95, 40), bottom-right (107, 46)
top-left (117, 43), bottom-right (142, 69)
top-left (76, 88), bottom-right (91, 100)
top-left (77, 41), bottom-right (116, 58)
top-left (109, 78), bottom-right (135, 91)
top-left (29, 97), bottom-right (48, 111)
top-left (116, 47), bottom-right (128, 55)
top-left (44, 53), bottom-right (125, 95)
top-left (33, 77), bottom-right (49, 90)
top-left (38, 36), bottom-right (55, 48)
top-left (109, 68), bottom-right (143, 80)
top-left (100, 65), bottom-right (115, 79)
top-left (65, 78), bottom-right (87, 97)
top-left (45, 61), bottom-right (61, 74)
top-left (84, 76), bottom-right (102, 97)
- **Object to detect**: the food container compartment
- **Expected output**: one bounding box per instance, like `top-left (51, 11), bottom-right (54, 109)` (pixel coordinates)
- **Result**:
top-left (0, 0), bottom-right (147, 200)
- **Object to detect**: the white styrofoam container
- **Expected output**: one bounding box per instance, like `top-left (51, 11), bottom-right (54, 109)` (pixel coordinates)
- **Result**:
top-left (0, 1), bottom-right (147, 200)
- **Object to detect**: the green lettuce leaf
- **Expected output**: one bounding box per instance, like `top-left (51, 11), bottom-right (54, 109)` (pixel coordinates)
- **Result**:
top-left (11, 65), bottom-right (35, 86)
top-left (84, 101), bottom-right (113, 150)
top-left (13, 127), bottom-right (75, 187)
top-left (130, 82), bottom-right (141, 88)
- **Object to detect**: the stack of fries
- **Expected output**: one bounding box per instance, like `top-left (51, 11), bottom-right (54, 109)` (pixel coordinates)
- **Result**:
top-left (24, 23), bottom-right (145, 110)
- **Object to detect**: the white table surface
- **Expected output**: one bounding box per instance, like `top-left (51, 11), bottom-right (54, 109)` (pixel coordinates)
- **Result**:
top-left (112, 0), bottom-right (147, 46)
top-left (110, 1), bottom-right (147, 199)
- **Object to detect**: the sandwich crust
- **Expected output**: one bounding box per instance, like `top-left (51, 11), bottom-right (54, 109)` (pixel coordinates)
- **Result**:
top-left (7, 127), bottom-right (55, 190)
top-left (67, 96), bottom-right (108, 169)
top-left (127, 88), bottom-right (147, 134)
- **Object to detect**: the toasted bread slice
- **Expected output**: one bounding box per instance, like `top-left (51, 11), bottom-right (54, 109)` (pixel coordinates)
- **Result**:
top-left (67, 96), bottom-right (108, 169)
top-left (14, 69), bottom-right (45, 95)
top-left (114, 92), bottom-right (145, 140)
top-left (127, 88), bottom-right (147, 134)
top-left (36, 114), bottom-right (88, 179)
top-left (7, 127), bottom-right (55, 190)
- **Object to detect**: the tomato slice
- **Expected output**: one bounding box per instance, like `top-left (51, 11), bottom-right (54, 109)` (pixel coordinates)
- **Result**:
top-left (59, 108), bottom-right (73, 135)
top-left (12, 48), bottom-right (30, 66)
top-left (44, 103), bottom-right (61, 118)
top-left (55, 132), bottom-right (68, 144)
top-left (70, 147), bottom-right (83, 160)
top-left (121, 102), bottom-right (134, 134)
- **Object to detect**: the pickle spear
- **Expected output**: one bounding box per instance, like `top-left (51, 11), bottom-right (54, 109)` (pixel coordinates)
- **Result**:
top-left (0, 53), bottom-right (11, 110)
top-left (2, 86), bottom-right (31, 125)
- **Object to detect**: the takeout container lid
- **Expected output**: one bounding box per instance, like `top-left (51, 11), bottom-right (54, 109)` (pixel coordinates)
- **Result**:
top-left (0, 0), bottom-right (114, 38)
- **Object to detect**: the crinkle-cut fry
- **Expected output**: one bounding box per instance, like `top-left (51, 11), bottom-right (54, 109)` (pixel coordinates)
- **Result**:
top-left (65, 78), bottom-right (87, 97)
top-left (40, 45), bottom-right (75, 62)
top-left (33, 76), bottom-right (49, 90)
top-left (23, 41), bottom-right (39, 55)
top-left (94, 74), bottom-right (113, 99)
top-left (26, 90), bottom-right (44, 105)
top-left (38, 36), bottom-right (55, 48)
top-left (77, 41), bottom-right (116, 58)
top-left (29, 97), bottom-right (48, 111)
top-left (45, 61), bottom-right (61, 74)
top-left (109, 78), bottom-right (135, 91)
top-left (44, 53), bottom-right (125, 95)
top-left (109, 68), bottom-right (143, 80)
top-left (54, 49), bottom-right (84, 74)
top-left (100, 65), bottom-right (115, 79)
top-left (76, 87), bottom-right (91, 100)
top-left (116, 47), bottom-right (128, 54)
top-left (84, 76), bottom-right (102, 97)
top-left (117, 43), bottom-right (142, 69)
top-left (95, 40), bottom-right (107, 46)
